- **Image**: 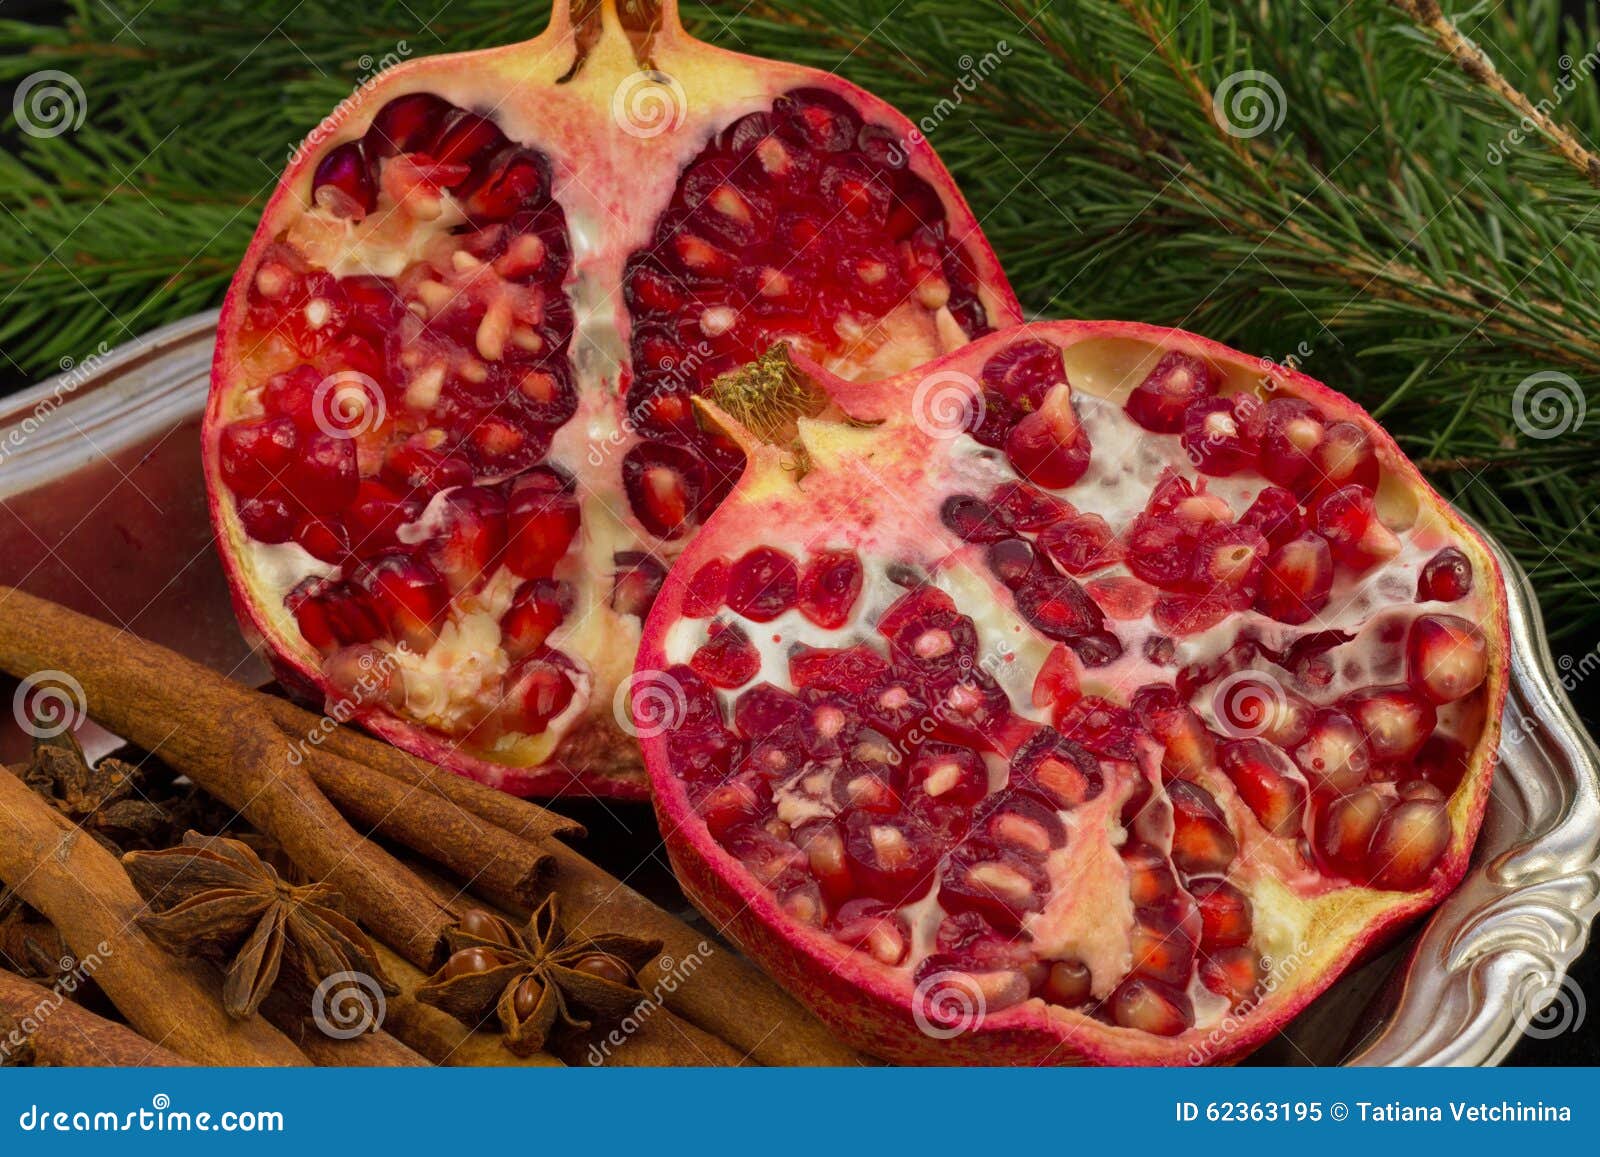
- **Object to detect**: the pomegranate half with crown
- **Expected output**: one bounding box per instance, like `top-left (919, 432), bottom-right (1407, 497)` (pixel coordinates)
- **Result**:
top-left (637, 321), bottom-right (1508, 1064)
top-left (203, 0), bottom-right (1021, 796)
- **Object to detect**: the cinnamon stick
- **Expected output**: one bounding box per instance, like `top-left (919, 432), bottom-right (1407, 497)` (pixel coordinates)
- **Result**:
top-left (259, 993), bottom-right (429, 1067)
top-left (0, 768), bottom-right (306, 1065)
top-left (0, 968), bottom-right (192, 1067)
top-left (263, 696), bottom-right (583, 843)
top-left (309, 750), bottom-right (550, 911)
top-left (0, 586), bottom-right (453, 969)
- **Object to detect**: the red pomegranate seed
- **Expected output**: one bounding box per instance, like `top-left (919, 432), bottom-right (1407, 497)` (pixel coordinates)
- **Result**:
top-left (907, 744), bottom-right (989, 806)
top-left (1406, 614), bottom-right (1488, 704)
top-left (1037, 512), bottom-right (1119, 575)
top-left (940, 840), bottom-right (1050, 931)
top-left (1182, 396), bottom-right (1256, 475)
top-left (260, 365), bottom-right (322, 427)
top-left (727, 546), bottom-right (799, 621)
top-left (700, 777), bottom-right (770, 840)
top-left (991, 480), bottom-right (1073, 529)
top-left (1042, 960), bottom-right (1092, 1006)
top-left (1168, 779), bottom-right (1238, 875)
top-left (1086, 575), bottom-right (1158, 621)
top-left (789, 820), bottom-right (852, 905)
top-left (293, 514), bottom-right (351, 563)
top-left (1219, 738), bottom-right (1308, 838)
top-left (360, 552), bottom-right (448, 649)
top-left (1124, 512), bottom-right (1197, 589)
top-left (1256, 532), bottom-right (1333, 624)
top-left (286, 577), bottom-right (384, 651)
top-left (463, 148), bottom-right (550, 220)
top-left (1344, 684), bottom-right (1437, 762)
top-left (219, 417), bottom-right (299, 497)
top-left (797, 549), bottom-right (864, 629)
top-left (236, 496), bottom-right (295, 543)
top-left (609, 551), bottom-right (667, 618)
top-left (623, 441), bottom-right (707, 539)
top-left (1415, 734), bottom-right (1469, 795)
top-left (504, 472), bottom-right (580, 578)
top-left (1313, 485), bottom-right (1400, 570)
top-left (831, 761), bottom-right (903, 815)
top-left (980, 337), bottom-right (1067, 410)
top-left (501, 578), bottom-right (573, 660)
top-left (1111, 976), bottom-right (1192, 1035)
top-left (1313, 787), bottom-right (1387, 877)
top-left (690, 622), bottom-right (761, 689)
top-left (1366, 799), bottom-right (1450, 890)
top-left (382, 440), bottom-right (474, 495)
top-left (1191, 522), bottom-right (1267, 606)
top-left (788, 644), bottom-right (890, 694)
top-left (1009, 728), bottom-right (1103, 807)
top-left (289, 431), bottom-right (360, 515)
top-left (1012, 572), bottom-right (1104, 642)
top-left (1238, 485), bottom-right (1305, 547)
top-left (1133, 685), bottom-right (1217, 779)
top-left (311, 141), bottom-right (376, 218)
top-left (1190, 879), bottom-right (1252, 950)
top-left (425, 486), bottom-right (506, 593)
top-left (1308, 420), bottom-right (1378, 498)
top-left (1124, 350), bottom-right (1218, 433)
top-left (1199, 947), bottom-right (1262, 1005)
top-left (939, 494), bottom-right (1015, 543)
top-left (840, 807), bottom-right (941, 904)
top-left (984, 537), bottom-right (1039, 589)
top-left (366, 93), bottom-right (451, 156)
top-left (682, 559), bottom-right (729, 618)
top-left (1152, 592), bottom-right (1229, 636)
top-left (974, 789), bottom-right (1068, 853)
top-left (1247, 397), bottom-right (1327, 489)
top-left (505, 650), bottom-right (577, 732)
top-left (1129, 897), bottom-right (1200, 985)
top-left (1291, 708), bottom-right (1372, 794)
top-left (1417, 546), bottom-right (1474, 602)
top-left (829, 898), bottom-right (909, 966)
top-left (1005, 384), bottom-right (1091, 490)
top-left (345, 480), bottom-right (422, 555)
top-left (731, 682), bottom-right (805, 738)
top-left (1124, 843), bottom-right (1179, 907)
top-left (1030, 645), bottom-right (1080, 714)
top-left (1056, 695), bottom-right (1140, 760)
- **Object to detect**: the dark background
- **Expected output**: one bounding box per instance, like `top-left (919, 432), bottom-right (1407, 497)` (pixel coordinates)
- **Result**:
top-left (1, 0), bottom-right (1595, 1065)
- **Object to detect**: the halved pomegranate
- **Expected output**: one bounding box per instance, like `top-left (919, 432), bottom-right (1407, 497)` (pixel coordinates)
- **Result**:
top-left (204, 0), bottom-right (1021, 796)
top-left (638, 320), bottom-right (1508, 1064)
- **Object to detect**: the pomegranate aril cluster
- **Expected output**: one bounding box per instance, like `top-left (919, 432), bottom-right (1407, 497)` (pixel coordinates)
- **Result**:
top-left (621, 88), bottom-right (993, 540)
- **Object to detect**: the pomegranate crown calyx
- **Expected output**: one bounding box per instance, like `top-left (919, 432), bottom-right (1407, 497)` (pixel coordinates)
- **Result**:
top-left (705, 344), bottom-right (829, 446)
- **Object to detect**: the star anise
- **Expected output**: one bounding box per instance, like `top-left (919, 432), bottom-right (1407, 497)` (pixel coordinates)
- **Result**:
top-left (122, 832), bottom-right (396, 1019)
top-left (416, 896), bottom-right (662, 1056)
top-left (21, 732), bottom-right (170, 853)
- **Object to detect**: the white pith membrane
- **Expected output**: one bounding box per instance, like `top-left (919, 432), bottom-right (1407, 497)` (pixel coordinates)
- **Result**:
top-left (648, 329), bottom-right (1504, 1047)
top-left (206, 3), bottom-right (1015, 795)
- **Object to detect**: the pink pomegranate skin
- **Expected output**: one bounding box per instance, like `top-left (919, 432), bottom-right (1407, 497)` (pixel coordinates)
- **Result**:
top-left (204, 0), bottom-right (1021, 798)
top-left (638, 319), bottom-right (1508, 1065)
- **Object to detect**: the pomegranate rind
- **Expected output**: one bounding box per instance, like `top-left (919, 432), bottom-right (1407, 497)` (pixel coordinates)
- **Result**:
top-left (639, 319), bottom-right (1509, 1065)
top-left (204, 0), bottom-right (1021, 798)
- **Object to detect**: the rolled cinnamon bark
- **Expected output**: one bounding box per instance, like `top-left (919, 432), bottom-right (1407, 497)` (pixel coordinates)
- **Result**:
top-left (0, 769), bottom-right (306, 1065)
top-left (0, 586), bottom-right (454, 969)
top-left (260, 992), bottom-right (429, 1067)
top-left (0, 968), bottom-right (192, 1067)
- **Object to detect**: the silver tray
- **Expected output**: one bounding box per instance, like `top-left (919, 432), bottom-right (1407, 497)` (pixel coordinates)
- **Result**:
top-left (2, 314), bottom-right (1596, 1066)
